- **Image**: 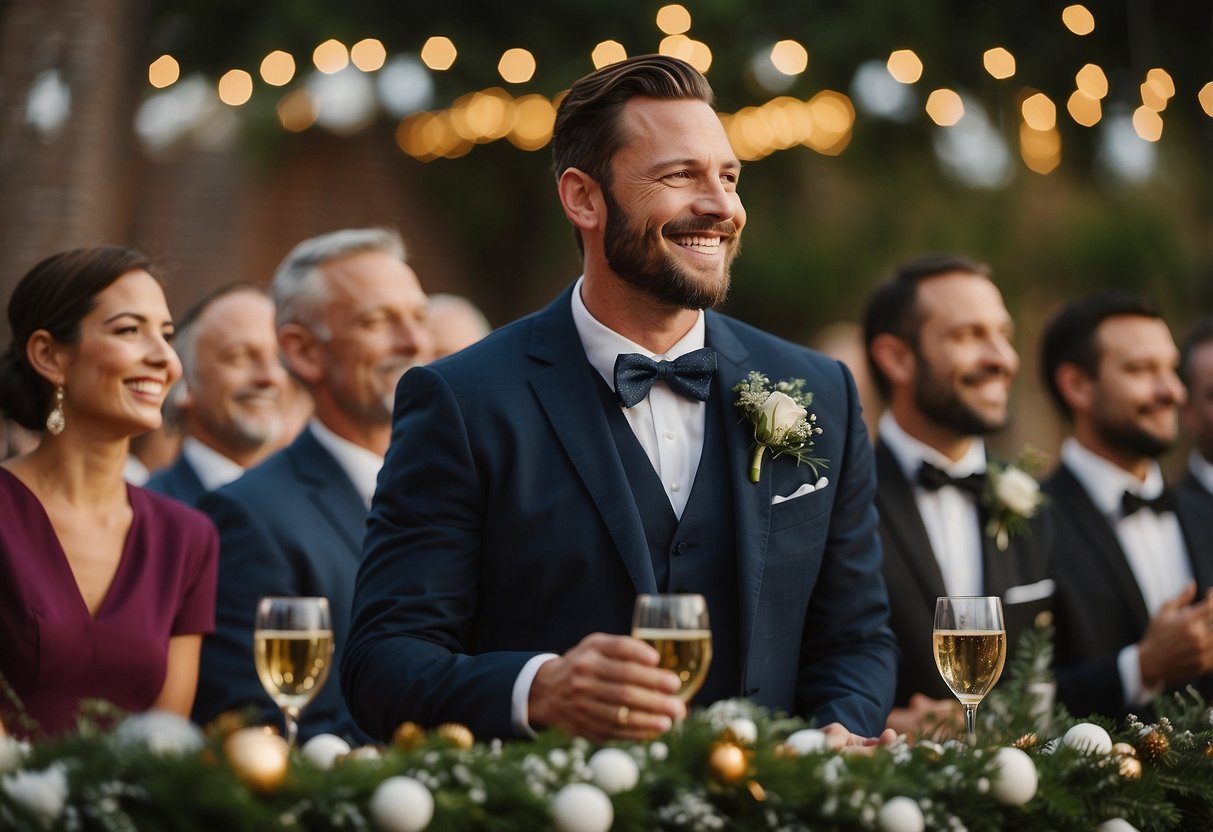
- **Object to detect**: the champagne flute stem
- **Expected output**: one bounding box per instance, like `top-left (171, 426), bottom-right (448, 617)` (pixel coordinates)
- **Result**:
top-left (963, 703), bottom-right (978, 746)
top-left (283, 709), bottom-right (299, 748)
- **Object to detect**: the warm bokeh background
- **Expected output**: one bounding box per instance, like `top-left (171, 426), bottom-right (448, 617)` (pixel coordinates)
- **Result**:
top-left (3, 0), bottom-right (1211, 467)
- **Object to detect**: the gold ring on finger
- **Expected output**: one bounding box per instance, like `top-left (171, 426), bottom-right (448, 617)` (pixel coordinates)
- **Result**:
top-left (617, 705), bottom-right (629, 726)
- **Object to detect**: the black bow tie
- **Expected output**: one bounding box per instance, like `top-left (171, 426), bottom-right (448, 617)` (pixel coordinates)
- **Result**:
top-left (613, 348), bottom-right (717, 408)
top-left (1121, 489), bottom-right (1177, 517)
top-left (918, 461), bottom-right (987, 499)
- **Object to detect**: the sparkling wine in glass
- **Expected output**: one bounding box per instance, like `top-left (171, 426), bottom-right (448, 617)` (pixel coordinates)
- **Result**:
top-left (253, 596), bottom-right (334, 747)
top-left (933, 596), bottom-right (1006, 745)
top-left (631, 593), bottom-right (712, 703)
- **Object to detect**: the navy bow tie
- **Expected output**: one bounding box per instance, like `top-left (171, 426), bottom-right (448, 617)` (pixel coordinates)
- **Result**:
top-left (1121, 489), bottom-right (1177, 517)
top-left (918, 461), bottom-right (987, 499)
top-left (613, 347), bottom-right (717, 408)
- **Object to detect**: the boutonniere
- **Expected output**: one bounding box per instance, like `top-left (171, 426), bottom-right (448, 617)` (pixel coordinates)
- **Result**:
top-left (732, 371), bottom-right (827, 483)
top-left (983, 446), bottom-right (1048, 551)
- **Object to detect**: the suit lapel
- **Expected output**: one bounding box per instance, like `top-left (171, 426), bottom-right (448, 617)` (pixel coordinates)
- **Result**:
top-left (1177, 472), bottom-right (1213, 591)
top-left (527, 290), bottom-right (658, 595)
top-left (288, 428), bottom-right (368, 559)
top-left (705, 313), bottom-right (768, 660)
top-left (874, 441), bottom-right (946, 601)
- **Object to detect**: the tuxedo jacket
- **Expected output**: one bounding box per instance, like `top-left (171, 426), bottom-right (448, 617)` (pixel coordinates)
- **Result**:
top-left (342, 286), bottom-right (899, 740)
top-left (1045, 463), bottom-right (1213, 718)
top-left (875, 440), bottom-right (1053, 707)
top-left (194, 427), bottom-right (368, 741)
top-left (145, 455), bottom-right (207, 507)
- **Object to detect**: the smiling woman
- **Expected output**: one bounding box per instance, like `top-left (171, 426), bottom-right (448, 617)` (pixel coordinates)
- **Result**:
top-left (0, 247), bottom-right (219, 740)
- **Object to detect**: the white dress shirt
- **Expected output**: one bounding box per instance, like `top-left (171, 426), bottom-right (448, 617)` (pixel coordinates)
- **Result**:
top-left (307, 418), bottom-right (385, 509)
top-left (180, 436), bottom-right (246, 493)
top-left (878, 411), bottom-right (987, 597)
top-left (1060, 438), bottom-right (1192, 705)
top-left (1189, 450), bottom-right (1213, 495)
top-left (512, 278), bottom-right (710, 735)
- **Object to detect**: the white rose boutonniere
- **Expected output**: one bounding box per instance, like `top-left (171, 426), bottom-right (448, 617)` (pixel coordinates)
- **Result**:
top-left (733, 372), bottom-right (827, 483)
top-left (983, 446), bottom-right (1048, 551)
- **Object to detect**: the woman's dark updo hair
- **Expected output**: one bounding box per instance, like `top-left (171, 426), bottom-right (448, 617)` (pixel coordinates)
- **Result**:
top-left (1, 246), bottom-right (154, 430)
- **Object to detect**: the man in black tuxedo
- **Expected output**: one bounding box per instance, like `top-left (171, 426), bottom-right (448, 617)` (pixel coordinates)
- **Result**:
top-left (146, 285), bottom-right (287, 505)
top-left (863, 255), bottom-right (1052, 735)
top-left (343, 55), bottom-right (898, 745)
top-left (1041, 294), bottom-right (1213, 719)
top-left (1179, 318), bottom-right (1213, 515)
top-left (193, 228), bottom-right (433, 740)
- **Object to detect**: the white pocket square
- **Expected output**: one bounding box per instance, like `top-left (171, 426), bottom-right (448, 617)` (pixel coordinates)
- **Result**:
top-left (1003, 579), bottom-right (1055, 605)
top-left (771, 477), bottom-right (829, 505)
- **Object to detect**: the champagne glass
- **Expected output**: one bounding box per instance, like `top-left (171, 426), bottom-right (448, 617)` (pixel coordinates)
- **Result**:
top-left (631, 594), bottom-right (712, 703)
top-left (253, 596), bottom-right (334, 747)
top-left (933, 596), bottom-right (1006, 746)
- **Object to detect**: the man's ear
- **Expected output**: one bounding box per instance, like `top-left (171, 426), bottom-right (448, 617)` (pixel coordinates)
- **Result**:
top-left (869, 333), bottom-right (915, 389)
top-left (557, 167), bottom-right (603, 234)
top-left (1054, 362), bottom-right (1093, 414)
top-left (277, 324), bottom-right (324, 386)
top-left (25, 330), bottom-right (68, 386)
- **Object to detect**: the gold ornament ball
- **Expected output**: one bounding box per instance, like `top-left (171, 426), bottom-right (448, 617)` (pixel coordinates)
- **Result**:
top-left (709, 742), bottom-right (749, 785)
top-left (1205, 742), bottom-right (1213, 760)
top-left (434, 722), bottom-right (475, 750)
top-left (1111, 742), bottom-right (1137, 758)
top-left (1139, 730), bottom-right (1170, 762)
top-left (1012, 733), bottom-right (1038, 750)
top-left (224, 727), bottom-right (290, 792)
top-left (392, 722), bottom-right (427, 750)
top-left (1118, 756), bottom-right (1143, 779)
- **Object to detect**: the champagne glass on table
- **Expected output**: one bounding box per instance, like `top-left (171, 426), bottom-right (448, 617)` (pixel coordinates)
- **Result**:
top-left (631, 594), bottom-right (712, 703)
top-left (933, 596), bottom-right (1006, 746)
top-left (254, 596), bottom-right (334, 747)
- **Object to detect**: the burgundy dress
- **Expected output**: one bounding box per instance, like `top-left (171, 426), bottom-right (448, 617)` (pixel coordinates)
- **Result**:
top-left (0, 467), bottom-right (218, 738)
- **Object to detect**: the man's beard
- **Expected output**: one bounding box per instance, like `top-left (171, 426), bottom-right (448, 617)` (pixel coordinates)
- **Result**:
top-left (912, 355), bottom-right (1010, 437)
top-left (1092, 405), bottom-right (1176, 460)
top-left (601, 185), bottom-right (738, 310)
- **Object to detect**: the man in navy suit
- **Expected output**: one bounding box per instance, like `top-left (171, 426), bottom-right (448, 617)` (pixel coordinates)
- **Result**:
top-left (146, 284), bottom-right (287, 505)
top-left (1041, 294), bottom-right (1213, 718)
top-left (194, 228), bottom-right (432, 740)
top-left (343, 56), bottom-right (898, 744)
top-left (863, 255), bottom-right (1052, 735)
top-left (1179, 318), bottom-right (1213, 514)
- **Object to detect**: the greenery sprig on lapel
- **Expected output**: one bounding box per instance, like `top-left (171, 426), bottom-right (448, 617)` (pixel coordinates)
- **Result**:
top-left (732, 372), bottom-right (827, 483)
top-left (983, 446), bottom-right (1048, 551)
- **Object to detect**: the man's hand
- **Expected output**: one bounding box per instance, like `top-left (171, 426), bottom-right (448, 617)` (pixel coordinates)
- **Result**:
top-left (528, 633), bottom-right (686, 741)
top-left (821, 722), bottom-right (897, 751)
top-left (1139, 583), bottom-right (1213, 688)
top-left (885, 693), bottom-right (963, 737)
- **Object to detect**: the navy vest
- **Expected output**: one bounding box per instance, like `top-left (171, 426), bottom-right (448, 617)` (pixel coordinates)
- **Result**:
top-left (597, 379), bottom-right (741, 706)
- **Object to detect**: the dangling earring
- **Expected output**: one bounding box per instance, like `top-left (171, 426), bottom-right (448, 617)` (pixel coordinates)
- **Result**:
top-left (46, 385), bottom-right (65, 436)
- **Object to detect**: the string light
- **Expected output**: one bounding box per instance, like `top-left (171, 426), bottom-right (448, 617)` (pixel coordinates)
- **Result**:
top-left (591, 40), bottom-right (627, 69)
top-left (498, 48), bottom-right (536, 84)
top-left (313, 39), bottom-right (349, 74)
top-left (1132, 106), bottom-right (1163, 141)
top-left (886, 50), bottom-right (923, 84)
top-left (1066, 90), bottom-right (1101, 127)
top-left (420, 36), bottom-right (457, 71)
top-left (982, 47), bottom-right (1015, 80)
top-left (217, 69), bottom-right (253, 106)
top-left (260, 51), bottom-right (296, 87)
top-left (770, 40), bottom-right (808, 76)
top-left (148, 55), bottom-right (180, 89)
top-left (1062, 5), bottom-right (1095, 36)
top-left (277, 89), bottom-right (317, 131)
top-left (1020, 124), bottom-right (1061, 174)
top-left (1200, 82), bottom-right (1213, 117)
top-left (351, 39), bottom-right (387, 72)
top-left (1074, 64), bottom-right (1107, 99)
top-left (1021, 92), bottom-right (1056, 130)
top-left (656, 4), bottom-right (691, 35)
top-left (925, 89), bottom-right (964, 126)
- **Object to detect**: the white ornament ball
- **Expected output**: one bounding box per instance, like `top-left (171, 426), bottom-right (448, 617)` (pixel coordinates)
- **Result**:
top-left (878, 796), bottom-right (925, 832)
top-left (370, 776), bottom-right (434, 832)
top-left (1096, 820), bottom-right (1140, 832)
top-left (1063, 723), bottom-right (1113, 755)
top-left (726, 717), bottom-right (758, 745)
top-left (111, 710), bottom-right (205, 757)
top-left (0, 736), bottom-right (28, 774)
top-left (346, 745), bottom-right (383, 762)
top-left (990, 746), bottom-right (1038, 806)
top-left (550, 782), bottom-right (614, 832)
top-left (785, 728), bottom-right (828, 755)
top-left (301, 734), bottom-right (351, 770)
top-left (588, 747), bottom-right (639, 794)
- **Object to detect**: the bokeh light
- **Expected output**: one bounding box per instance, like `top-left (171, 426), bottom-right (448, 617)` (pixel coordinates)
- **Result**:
top-left (887, 50), bottom-right (923, 84)
top-left (277, 89), bottom-right (317, 132)
top-left (1062, 5), bottom-right (1095, 35)
top-left (1075, 64), bottom-right (1108, 99)
top-left (260, 51), bottom-right (296, 87)
top-left (925, 89), bottom-right (964, 126)
top-left (217, 69), bottom-right (253, 106)
top-left (1132, 106), bottom-right (1163, 141)
top-left (1020, 124), bottom-right (1061, 174)
top-left (313, 39), bottom-right (349, 74)
top-left (982, 47), bottom-right (1015, 80)
top-left (656, 4), bottom-right (692, 35)
top-left (351, 39), bottom-right (387, 72)
top-left (1021, 92), bottom-right (1057, 130)
top-left (591, 40), bottom-right (627, 69)
top-left (421, 36), bottom-right (457, 71)
top-left (1200, 82), bottom-right (1213, 117)
top-left (1067, 90), bottom-right (1101, 127)
top-left (498, 48), bottom-right (536, 84)
top-left (770, 40), bottom-right (808, 76)
top-left (149, 55), bottom-right (180, 89)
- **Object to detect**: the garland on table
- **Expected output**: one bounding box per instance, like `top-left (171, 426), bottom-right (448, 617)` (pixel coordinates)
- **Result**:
top-left (2, 628), bottom-right (1213, 832)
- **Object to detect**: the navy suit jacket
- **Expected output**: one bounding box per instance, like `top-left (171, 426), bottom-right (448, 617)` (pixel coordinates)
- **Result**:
top-left (145, 456), bottom-right (207, 506)
top-left (1045, 463), bottom-right (1213, 718)
top-left (343, 286), bottom-right (898, 740)
top-left (194, 427), bottom-right (369, 741)
top-left (875, 440), bottom-right (1053, 707)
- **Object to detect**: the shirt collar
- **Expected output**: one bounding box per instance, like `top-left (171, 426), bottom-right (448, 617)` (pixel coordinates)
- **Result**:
top-left (569, 276), bottom-right (706, 392)
top-left (306, 417), bottom-right (384, 508)
top-left (1189, 449), bottom-right (1213, 496)
top-left (1061, 437), bottom-right (1166, 516)
top-left (878, 410), bottom-right (987, 483)
top-left (181, 436), bottom-right (247, 493)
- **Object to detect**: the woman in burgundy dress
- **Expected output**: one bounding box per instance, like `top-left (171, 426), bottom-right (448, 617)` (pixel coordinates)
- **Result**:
top-left (0, 246), bottom-right (218, 739)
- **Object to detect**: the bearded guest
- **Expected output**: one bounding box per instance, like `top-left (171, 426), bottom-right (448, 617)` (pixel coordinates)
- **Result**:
top-left (146, 284), bottom-right (287, 505)
top-left (194, 228), bottom-right (432, 741)
top-left (863, 255), bottom-right (1052, 736)
top-left (343, 55), bottom-right (898, 745)
top-left (1041, 293), bottom-right (1213, 719)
